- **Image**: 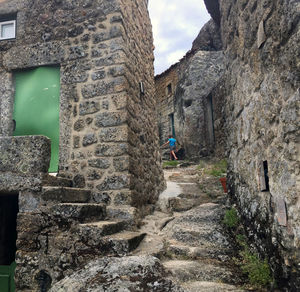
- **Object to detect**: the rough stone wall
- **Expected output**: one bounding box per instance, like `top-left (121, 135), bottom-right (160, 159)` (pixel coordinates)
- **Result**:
top-left (209, 77), bottom-right (227, 158)
top-left (155, 19), bottom-right (226, 160)
top-left (119, 0), bottom-right (165, 208)
top-left (0, 1), bottom-right (164, 289)
top-left (0, 136), bottom-right (52, 290)
top-left (173, 51), bottom-right (225, 159)
top-left (0, 0), bottom-right (163, 207)
top-left (155, 65), bottom-right (179, 157)
top-left (155, 46), bottom-right (225, 159)
top-left (210, 0), bottom-right (300, 289)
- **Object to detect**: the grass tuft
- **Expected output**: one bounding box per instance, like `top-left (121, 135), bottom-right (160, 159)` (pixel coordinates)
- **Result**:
top-left (223, 208), bottom-right (274, 289)
top-left (204, 159), bottom-right (227, 177)
top-left (240, 249), bottom-right (272, 287)
top-left (223, 208), bottom-right (239, 228)
top-left (162, 160), bottom-right (180, 168)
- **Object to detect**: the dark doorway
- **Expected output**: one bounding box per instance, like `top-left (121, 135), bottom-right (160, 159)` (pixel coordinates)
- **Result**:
top-left (169, 113), bottom-right (176, 137)
top-left (205, 95), bottom-right (215, 148)
top-left (0, 193), bottom-right (18, 292)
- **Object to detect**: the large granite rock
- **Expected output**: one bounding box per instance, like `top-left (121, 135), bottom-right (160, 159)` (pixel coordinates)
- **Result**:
top-left (215, 0), bottom-right (300, 289)
top-left (49, 256), bottom-right (184, 292)
top-left (0, 136), bottom-right (50, 174)
top-left (192, 19), bottom-right (222, 51)
top-left (204, 0), bottom-right (221, 26)
top-left (174, 51), bottom-right (225, 158)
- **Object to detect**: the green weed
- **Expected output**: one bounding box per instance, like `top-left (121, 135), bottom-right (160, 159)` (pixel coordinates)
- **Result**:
top-left (223, 208), bottom-right (273, 289)
top-left (204, 159), bottom-right (227, 177)
top-left (240, 248), bottom-right (272, 287)
top-left (162, 160), bottom-right (180, 168)
top-left (236, 234), bottom-right (247, 247)
top-left (223, 208), bottom-right (239, 228)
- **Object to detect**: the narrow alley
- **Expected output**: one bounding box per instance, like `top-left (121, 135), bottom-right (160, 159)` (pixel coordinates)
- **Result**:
top-left (133, 160), bottom-right (247, 291)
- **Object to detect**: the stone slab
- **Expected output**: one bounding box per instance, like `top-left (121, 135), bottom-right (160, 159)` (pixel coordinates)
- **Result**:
top-left (0, 136), bottom-right (51, 174)
top-left (42, 187), bottom-right (91, 203)
top-left (277, 198), bottom-right (287, 227)
top-left (78, 220), bottom-right (125, 236)
top-left (50, 203), bottom-right (106, 223)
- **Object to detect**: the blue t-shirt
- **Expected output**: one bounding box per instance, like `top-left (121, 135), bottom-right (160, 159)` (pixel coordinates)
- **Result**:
top-left (169, 138), bottom-right (176, 147)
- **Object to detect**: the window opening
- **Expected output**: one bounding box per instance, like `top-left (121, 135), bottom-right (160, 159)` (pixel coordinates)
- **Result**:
top-left (139, 81), bottom-right (145, 95)
top-left (167, 83), bottom-right (172, 95)
top-left (259, 160), bottom-right (269, 192)
top-left (0, 13), bottom-right (16, 41)
top-left (184, 99), bottom-right (193, 108)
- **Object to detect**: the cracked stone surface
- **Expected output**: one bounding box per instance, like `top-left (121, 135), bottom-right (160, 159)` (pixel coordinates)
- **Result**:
top-left (133, 165), bottom-right (245, 291)
top-left (50, 164), bottom-right (245, 291)
top-left (49, 256), bottom-right (185, 292)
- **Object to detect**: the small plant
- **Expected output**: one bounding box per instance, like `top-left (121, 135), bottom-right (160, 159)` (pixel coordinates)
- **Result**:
top-left (223, 207), bottom-right (239, 228)
top-left (204, 159), bottom-right (227, 177)
top-left (162, 160), bottom-right (179, 168)
top-left (217, 159), bottom-right (228, 172)
top-left (223, 206), bottom-right (273, 289)
top-left (236, 234), bottom-right (247, 247)
top-left (240, 248), bottom-right (272, 287)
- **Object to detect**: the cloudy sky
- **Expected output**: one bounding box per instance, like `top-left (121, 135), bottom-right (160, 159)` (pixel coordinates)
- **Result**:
top-left (148, 0), bottom-right (210, 75)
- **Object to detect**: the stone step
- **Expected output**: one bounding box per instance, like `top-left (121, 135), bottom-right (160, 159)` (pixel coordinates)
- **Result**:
top-left (77, 220), bottom-right (125, 237)
top-left (166, 241), bottom-right (232, 261)
top-left (42, 174), bottom-right (73, 187)
top-left (50, 203), bottom-right (106, 223)
top-left (42, 187), bottom-right (91, 203)
top-left (181, 281), bottom-right (245, 292)
top-left (73, 231), bottom-right (146, 258)
top-left (162, 260), bottom-right (234, 283)
top-left (106, 205), bottom-right (138, 227)
top-left (102, 231), bottom-right (146, 256)
top-left (132, 234), bottom-right (165, 258)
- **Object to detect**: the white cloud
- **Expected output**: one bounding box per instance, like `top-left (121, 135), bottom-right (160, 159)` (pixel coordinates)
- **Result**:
top-left (148, 0), bottom-right (210, 74)
top-left (167, 50), bottom-right (186, 65)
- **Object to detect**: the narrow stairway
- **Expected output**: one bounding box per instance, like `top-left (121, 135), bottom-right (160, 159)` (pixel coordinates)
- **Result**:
top-left (132, 164), bottom-right (245, 292)
top-left (39, 174), bottom-right (146, 274)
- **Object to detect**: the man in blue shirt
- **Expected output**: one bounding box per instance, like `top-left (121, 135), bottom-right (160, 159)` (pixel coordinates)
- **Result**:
top-left (162, 135), bottom-right (178, 160)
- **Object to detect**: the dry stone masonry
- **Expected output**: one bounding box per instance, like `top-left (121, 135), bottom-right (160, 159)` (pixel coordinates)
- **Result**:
top-left (155, 20), bottom-right (225, 159)
top-left (0, 0), bottom-right (164, 290)
top-left (205, 0), bottom-right (300, 290)
top-left (0, 0), bottom-right (299, 290)
top-left (156, 0), bottom-right (299, 290)
top-left (0, 0), bottom-right (164, 206)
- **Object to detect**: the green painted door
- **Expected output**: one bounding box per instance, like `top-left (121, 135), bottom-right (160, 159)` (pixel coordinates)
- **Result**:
top-left (0, 262), bottom-right (16, 292)
top-left (13, 67), bottom-right (60, 173)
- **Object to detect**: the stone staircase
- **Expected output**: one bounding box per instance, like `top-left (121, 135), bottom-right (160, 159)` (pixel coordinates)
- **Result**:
top-left (40, 175), bottom-right (146, 264)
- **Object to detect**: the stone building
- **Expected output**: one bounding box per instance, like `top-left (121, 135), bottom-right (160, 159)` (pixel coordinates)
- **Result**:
top-left (155, 20), bottom-right (225, 159)
top-left (0, 0), bottom-right (164, 290)
top-left (156, 0), bottom-right (300, 289)
top-left (206, 0), bottom-right (300, 290)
